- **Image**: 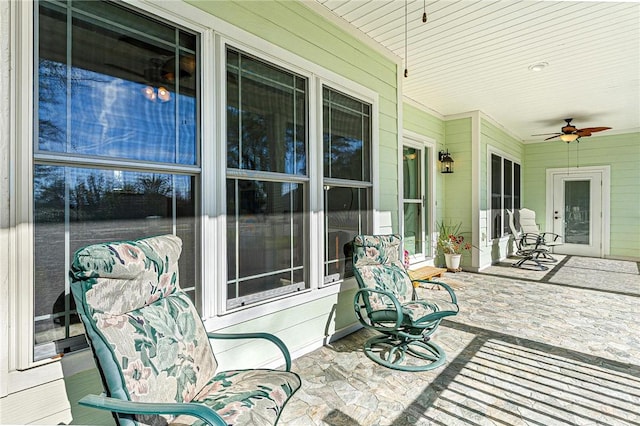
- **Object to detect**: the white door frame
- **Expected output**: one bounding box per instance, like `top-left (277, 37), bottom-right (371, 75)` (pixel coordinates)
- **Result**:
top-left (401, 130), bottom-right (436, 262)
top-left (545, 166), bottom-right (610, 257)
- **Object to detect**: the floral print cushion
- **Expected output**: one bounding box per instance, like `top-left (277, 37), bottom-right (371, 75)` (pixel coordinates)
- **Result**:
top-left (172, 369), bottom-right (302, 426)
top-left (71, 234), bottom-right (182, 315)
top-left (353, 234), bottom-right (402, 266)
top-left (352, 234), bottom-right (414, 304)
top-left (93, 292), bottom-right (217, 407)
top-left (402, 299), bottom-right (458, 323)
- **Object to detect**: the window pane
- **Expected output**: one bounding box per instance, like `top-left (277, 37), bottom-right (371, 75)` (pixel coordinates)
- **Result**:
top-left (226, 49), bottom-right (307, 175)
top-left (503, 159), bottom-right (513, 235)
top-left (226, 179), bottom-right (307, 309)
top-left (491, 154), bottom-right (502, 239)
top-left (514, 163), bottom-right (521, 210)
top-left (34, 1), bottom-right (201, 361)
top-left (33, 165), bottom-right (199, 360)
top-left (323, 88), bottom-right (371, 181)
top-left (324, 186), bottom-right (370, 282)
top-left (37, 1), bottom-right (198, 165)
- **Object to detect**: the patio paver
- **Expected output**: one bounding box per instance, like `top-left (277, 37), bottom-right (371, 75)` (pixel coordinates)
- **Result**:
top-left (279, 255), bottom-right (640, 425)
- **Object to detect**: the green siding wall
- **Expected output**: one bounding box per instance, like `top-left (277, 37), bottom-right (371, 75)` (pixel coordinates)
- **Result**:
top-left (524, 132), bottom-right (640, 259)
top-left (443, 118), bottom-right (473, 228)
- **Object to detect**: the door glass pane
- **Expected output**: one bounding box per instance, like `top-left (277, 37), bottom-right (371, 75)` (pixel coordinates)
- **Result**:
top-left (564, 180), bottom-right (590, 244)
top-left (403, 146), bottom-right (422, 256)
top-left (404, 203), bottom-right (421, 256)
top-left (403, 147), bottom-right (420, 199)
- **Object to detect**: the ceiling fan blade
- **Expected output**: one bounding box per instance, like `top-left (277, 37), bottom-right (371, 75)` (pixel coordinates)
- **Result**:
top-left (576, 127), bottom-right (611, 138)
top-left (544, 134), bottom-right (562, 141)
top-left (578, 127), bottom-right (611, 133)
top-left (532, 133), bottom-right (562, 136)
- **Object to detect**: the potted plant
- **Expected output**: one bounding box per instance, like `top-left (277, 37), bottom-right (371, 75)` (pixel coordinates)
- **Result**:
top-left (436, 221), bottom-right (472, 271)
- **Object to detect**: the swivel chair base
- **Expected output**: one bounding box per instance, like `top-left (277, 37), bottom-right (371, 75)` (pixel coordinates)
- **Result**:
top-left (364, 334), bottom-right (446, 372)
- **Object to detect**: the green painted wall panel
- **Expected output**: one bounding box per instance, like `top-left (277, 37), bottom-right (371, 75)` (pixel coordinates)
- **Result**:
top-left (524, 132), bottom-right (640, 259)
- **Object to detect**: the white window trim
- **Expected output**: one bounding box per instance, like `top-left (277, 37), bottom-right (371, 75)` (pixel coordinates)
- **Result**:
top-left (9, 0), bottom-right (383, 369)
top-left (487, 145), bottom-right (522, 241)
top-left (210, 33), bottom-right (379, 323)
top-left (401, 130), bottom-right (436, 264)
top-left (9, 0), bottom-right (213, 373)
top-left (319, 81), bottom-right (379, 288)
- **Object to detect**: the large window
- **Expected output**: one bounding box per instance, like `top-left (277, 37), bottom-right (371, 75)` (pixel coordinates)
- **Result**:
top-left (322, 87), bottom-right (372, 283)
top-left (225, 48), bottom-right (308, 309)
top-left (491, 153), bottom-right (521, 239)
top-left (34, 0), bottom-right (200, 361)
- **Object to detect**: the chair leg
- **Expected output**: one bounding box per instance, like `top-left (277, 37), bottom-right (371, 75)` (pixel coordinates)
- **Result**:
top-left (512, 253), bottom-right (549, 271)
top-left (363, 334), bottom-right (447, 372)
top-left (534, 250), bottom-right (557, 262)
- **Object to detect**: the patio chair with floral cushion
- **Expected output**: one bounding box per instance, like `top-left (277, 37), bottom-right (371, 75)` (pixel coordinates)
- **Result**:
top-left (352, 234), bottom-right (459, 372)
top-left (70, 234), bottom-right (301, 426)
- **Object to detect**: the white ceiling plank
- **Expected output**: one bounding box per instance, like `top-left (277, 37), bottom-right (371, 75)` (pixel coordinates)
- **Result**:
top-left (314, 0), bottom-right (640, 138)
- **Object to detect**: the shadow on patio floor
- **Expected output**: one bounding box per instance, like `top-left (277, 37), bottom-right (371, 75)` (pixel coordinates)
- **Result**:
top-left (279, 256), bottom-right (640, 425)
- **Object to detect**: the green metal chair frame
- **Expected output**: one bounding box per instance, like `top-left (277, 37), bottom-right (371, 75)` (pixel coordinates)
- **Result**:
top-left (70, 234), bottom-right (300, 426)
top-left (352, 234), bottom-right (459, 372)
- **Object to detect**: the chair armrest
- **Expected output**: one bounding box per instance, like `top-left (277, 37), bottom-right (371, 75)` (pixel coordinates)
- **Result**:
top-left (354, 287), bottom-right (404, 331)
top-left (79, 394), bottom-right (226, 425)
top-left (207, 331), bottom-right (293, 371)
top-left (413, 279), bottom-right (458, 304)
top-left (521, 233), bottom-right (544, 247)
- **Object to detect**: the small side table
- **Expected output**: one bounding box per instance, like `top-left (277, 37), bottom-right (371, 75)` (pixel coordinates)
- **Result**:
top-left (408, 266), bottom-right (447, 288)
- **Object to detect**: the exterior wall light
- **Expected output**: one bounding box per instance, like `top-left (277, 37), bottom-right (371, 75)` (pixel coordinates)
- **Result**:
top-left (439, 150), bottom-right (454, 174)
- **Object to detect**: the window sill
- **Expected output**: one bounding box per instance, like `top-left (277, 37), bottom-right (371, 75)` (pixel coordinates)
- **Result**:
top-left (203, 277), bottom-right (358, 331)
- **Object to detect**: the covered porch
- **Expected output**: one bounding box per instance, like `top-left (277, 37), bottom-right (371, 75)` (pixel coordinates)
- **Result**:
top-left (69, 255), bottom-right (640, 425)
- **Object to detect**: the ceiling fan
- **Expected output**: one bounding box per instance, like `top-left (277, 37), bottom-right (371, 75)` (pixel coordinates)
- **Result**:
top-left (534, 118), bottom-right (611, 142)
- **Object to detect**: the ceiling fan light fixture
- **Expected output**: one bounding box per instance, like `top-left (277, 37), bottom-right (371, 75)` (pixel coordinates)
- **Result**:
top-left (142, 85), bottom-right (156, 101)
top-left (528, 62), bottom-right (548, 72)
top-left (560, 133), bottom-right (579, 142)
top-left (157, 86), bottom-right (171, 102)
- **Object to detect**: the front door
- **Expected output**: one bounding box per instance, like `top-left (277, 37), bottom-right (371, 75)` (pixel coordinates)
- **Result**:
top-left (549, 167), bottom-right (609, 257)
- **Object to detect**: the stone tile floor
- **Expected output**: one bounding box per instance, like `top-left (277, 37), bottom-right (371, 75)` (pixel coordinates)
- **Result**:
top-left (279, 255), bottom-right (640, 425)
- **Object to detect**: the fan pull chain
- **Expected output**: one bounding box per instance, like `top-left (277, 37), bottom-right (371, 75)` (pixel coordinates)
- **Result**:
top-left (423, 0), bottom-right (428, 22)
top-left (404, 0), bottom-right (408, 77)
